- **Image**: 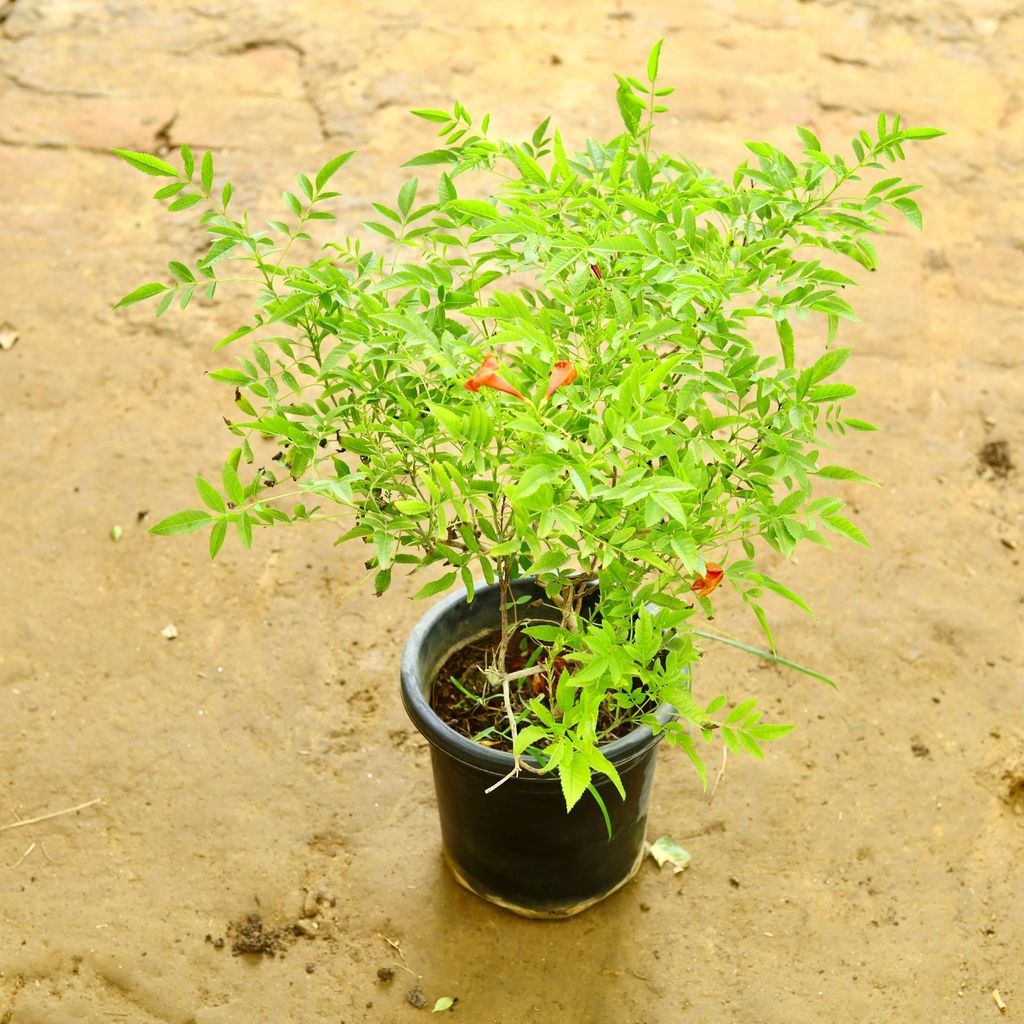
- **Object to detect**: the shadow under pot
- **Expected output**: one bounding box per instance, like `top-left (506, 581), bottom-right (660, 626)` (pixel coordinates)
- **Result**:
top-left (400, 577), bottom-right (674, 919)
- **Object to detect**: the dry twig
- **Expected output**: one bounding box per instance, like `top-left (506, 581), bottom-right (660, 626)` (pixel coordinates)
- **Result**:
top-left (0, 797), bottom-right (102, 833)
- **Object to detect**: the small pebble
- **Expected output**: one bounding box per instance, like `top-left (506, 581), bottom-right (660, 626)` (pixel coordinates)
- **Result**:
top-left (406, 985), bottom-right (428, 1009)
top-left (294, 919), bottom-right (319, 938)
top-left (161, 623), bottom-right (178, 640)
top-left (306, 962), bottom-right (315, 974)
top-left (377, 966), bottom-right (395, 982)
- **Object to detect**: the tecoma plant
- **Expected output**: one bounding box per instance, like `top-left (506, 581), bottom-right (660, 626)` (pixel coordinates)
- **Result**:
top-left (115, 41), bottom-right (942, 810)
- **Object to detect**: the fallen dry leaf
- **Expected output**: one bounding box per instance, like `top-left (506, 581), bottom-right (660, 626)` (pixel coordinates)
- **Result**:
top-left (648, 835), bottom-right (692, 873)
top-left (0, 323), bottom-right (19, 351)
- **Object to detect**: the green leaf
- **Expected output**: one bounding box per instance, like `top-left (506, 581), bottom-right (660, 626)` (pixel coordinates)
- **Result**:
top-left (902, 127), bottom-right (946, 140)
top-left (154, 291), bottom-right (174, 317)
top-left (403, 148), bottom-right (458, 167)
top-left (552, 130), bottom-right (573, 182)
top-left (587, 784), bottom-right (613, 840)
top-left (652, 492), bottom-right (688, 525)
top-left (615, 77), bottom-right (643, 136)
top-left (646, 38), bottom-right (664, 82)
top-left (511, 463), bottom-right (560, 500)
top-left (180, 143), bottom-right (194, 178)
top-left (746, 723), bottom-right (796, 741)
top-left (413, 572), bottom-right (457, 600)
top-left (844, 418), bottom-right (879, 432)
top-left (808, 383), bottom-right (857, 402)
top-left (809, 347), bottom-right (851, 383)
top-left (815, 465), bottom-right (878, 485)
top-left (148, 509), bottom-right (212, 536)
top-left (513, 725), bottom-right (548, 757)
top-left (591, 235), bottom-right (646, 254)
top-left (168, 261), bottom-right (194, 283)
top-left (213, 325), bottom-right (253, 351)
top-left (751, 603), bottom-right (775, 654)
top-left (374, 568), bottom-right (392, 596)
top-left (236, 513), bottom-right (253, 549)
top-left (755, 576), bottom-right (813, 615)
top-left (200, 150), bottom-right (213, 192)
top-left (153, 182), bottom-right (186, 200)
top-left (209, 520), bottom-right (227, 559)
top-left (315, 151), bottom-right (354, 191)
top-left (796, 125), bottom-right (821, 151)
top-left (397, 177), bottom-right (418, 218)
top-left (266, 292), bottom-right (314, 324)
top-left (113, 282), bottom-right (168, 310)
top-left (447, 198), bottom-right (500, 220)
top-left (283, 190), bottom-right (302, 217)
top-left (893, 196), bottom-right (923, 229)
top-left (195, 476), bottom-right (225, 512)
top-left (528, 549), bottom-right (568, 575)
top-left (167, 193), bottom-right (202, 211)
top-left (438, 172), bottom-right (457, 205)
top-left (822, 513), bottom-right (870, 548)
top-left (208, 368), bottom-right (250, 385)
top-left (113, 149), bottom-right (178, 177)
top-left (776, 318), bottom-right (795, 369)
top-left (559, 751), bottom-right (592, 812)
top-left (584, 746), bottom-right (625, 800)
top-left (222, 463), bottom-right (245, 505)
top-left (736, 731), bottom-right (765, 759)
top-left (726, 698), bottom-right (757, 725)
top-left (412, 108), bottom-right (451, 123)
top-left (432, 996), bottom-right (456, 1013)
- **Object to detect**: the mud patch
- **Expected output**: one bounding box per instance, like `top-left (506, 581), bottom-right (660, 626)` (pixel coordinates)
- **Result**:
top-left (977, 745), bottom-right (1024, 818)
top-left (1000, 768), bottom-right (1024, 815)
top-left (227, 913), bottom-right (289, 957)
top-left (978, 439), bottom-right (1014, 479)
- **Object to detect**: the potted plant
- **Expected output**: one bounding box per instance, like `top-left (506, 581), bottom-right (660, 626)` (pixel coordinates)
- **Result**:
top-left (114, 42), bottom-right (942, 918)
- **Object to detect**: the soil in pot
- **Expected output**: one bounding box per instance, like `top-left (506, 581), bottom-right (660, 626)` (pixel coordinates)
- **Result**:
top-left (431, 626), bottom-right (654, 751)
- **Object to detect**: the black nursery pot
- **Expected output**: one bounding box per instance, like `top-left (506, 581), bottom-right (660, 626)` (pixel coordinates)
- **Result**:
top-left (400, 577), bottom-right (673, 919)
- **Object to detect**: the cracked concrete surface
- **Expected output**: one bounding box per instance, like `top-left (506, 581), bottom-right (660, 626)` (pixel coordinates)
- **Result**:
top-left (1, 1), bottom-right (1023, 1022)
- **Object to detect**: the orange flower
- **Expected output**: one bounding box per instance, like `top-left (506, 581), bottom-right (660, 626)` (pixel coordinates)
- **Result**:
top-left (690, 563), bottom-right (724, 598)
top-left (463, 354), bottom-right (526, 401)
top-left (543, 360), bottom-right (578, 402)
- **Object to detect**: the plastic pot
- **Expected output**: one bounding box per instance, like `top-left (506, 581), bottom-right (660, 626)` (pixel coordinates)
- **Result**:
top-left (400, 577), bottom-right (673, 919)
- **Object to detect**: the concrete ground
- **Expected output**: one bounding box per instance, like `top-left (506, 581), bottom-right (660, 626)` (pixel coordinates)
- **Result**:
top-left (1, 1), bottom-right (1022, 1021)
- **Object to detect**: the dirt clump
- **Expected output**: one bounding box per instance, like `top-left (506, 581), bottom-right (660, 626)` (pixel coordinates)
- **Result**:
top-left (978, 439), bottom-right (1014, 478)
top-left (228, 914), bottom-right (289, 957)
top-left (1001, 768), bottom-right (1024, 814)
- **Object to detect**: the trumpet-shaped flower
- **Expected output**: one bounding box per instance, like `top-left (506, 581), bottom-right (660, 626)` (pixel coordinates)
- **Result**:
top-left (464, 354), bottom-right (526, 401)
top-left (690, 563), bottom-right (724, 598)
top-left (543, 360), bottom-right (578, 402)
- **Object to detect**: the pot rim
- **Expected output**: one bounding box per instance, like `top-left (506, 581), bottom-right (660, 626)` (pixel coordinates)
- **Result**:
top-left (400, 581), bottom-right (677, 778)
